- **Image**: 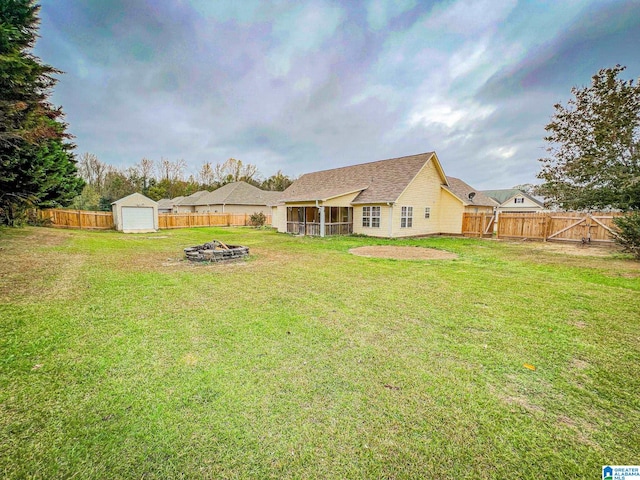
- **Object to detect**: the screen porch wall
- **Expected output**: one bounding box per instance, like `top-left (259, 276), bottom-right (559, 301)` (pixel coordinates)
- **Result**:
top-left (286, 206), bottom-right (353, 236)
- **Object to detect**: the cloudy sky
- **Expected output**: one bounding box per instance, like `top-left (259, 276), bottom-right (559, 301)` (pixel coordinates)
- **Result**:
top-left (34, 0), bottom-right (639, 189)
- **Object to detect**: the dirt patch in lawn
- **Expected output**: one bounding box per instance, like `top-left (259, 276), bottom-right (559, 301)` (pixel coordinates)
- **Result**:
top-left (526, 241), bottom-right (619, 257)
top-left (349, 245), bottom-right (458, 260)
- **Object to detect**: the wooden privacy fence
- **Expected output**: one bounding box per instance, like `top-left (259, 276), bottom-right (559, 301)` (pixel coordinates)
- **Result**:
top-left (158, 213), bottom-right (272, 229)
top-left (38, 209), bottom-right (114, 229)
top-left (38, 209), bottom-right (271, 230)
top-left (463, 212), bottom-right (623, 243)
top-left (462, 213), bottom-right (495, 238)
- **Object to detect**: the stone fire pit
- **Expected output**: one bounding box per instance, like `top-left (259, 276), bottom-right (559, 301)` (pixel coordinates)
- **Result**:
top-left (184, 240), bottom-right (249, 262)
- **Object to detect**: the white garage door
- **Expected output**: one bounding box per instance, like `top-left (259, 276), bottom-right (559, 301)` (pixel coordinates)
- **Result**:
top-left (122, 207), bottom-right (154, 231)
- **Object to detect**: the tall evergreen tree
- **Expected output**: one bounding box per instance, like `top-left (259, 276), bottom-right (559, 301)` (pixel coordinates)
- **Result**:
top-left (0, 0), bottom-right (83, 225)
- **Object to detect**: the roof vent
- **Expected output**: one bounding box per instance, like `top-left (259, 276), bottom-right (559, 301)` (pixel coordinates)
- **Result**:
top-left (468, 192), bottom-right (476, 200)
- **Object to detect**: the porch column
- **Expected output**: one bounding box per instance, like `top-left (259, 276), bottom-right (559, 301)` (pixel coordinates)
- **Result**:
top-left (388, 203), bottom-right (394, 238)
top-left (319, 203), bottom-right (325, 237)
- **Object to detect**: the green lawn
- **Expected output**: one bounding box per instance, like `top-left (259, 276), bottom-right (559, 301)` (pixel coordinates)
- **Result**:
top-left (1, 226), bottom-right (638, 479)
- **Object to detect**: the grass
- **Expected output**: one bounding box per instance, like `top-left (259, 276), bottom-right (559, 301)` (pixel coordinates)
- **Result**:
top-left (0, 226), bottom-right (639, 479)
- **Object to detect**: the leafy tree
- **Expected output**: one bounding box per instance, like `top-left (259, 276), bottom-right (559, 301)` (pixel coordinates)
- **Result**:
top-left (213, 158), bottom-right (261, 187)
top-left (95, 170), bottom-right (136, 210)
top-left (197, 161), bottom-right (215, 188)
top-left (511, 184), bottom-right (538, 196)
top-left (0, 0), bottom-right (83, 225)
top-left (77, 152), bottom-right (108, 191)
top-left (537, 65), bottom-right (640, 210)
top-left (262, 170), bottom-right (294, 191)
top-left (71, 184), bottom-right (100, 211)
top-left (137, 157), bottom-right (154, 193)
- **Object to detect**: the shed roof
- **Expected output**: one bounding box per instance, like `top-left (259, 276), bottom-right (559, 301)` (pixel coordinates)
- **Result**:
top-left (111, 192), bottom-right (157, 205)
top-left (444, 177), bottom-right (499, 207)
top-left (279, 152), bottom-right (446, 204)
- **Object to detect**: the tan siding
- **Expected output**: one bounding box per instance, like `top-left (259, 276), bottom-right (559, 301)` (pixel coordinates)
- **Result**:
top-left (323, 191), bottom-right (361, 206)
top-left (176, 205), bottom-right (195, 213)
top-left (464, 205), bottom-right (494, 214)
top-left (391, 159), bottom-right (447, 237)
top-left (352, 204), bottom-right (390, 237)
top-left (194, 204), bottom-right (271, 215)
top-left (274, 206), bottom-right (287, 232)
top-left (438, 189), bottom-right (465, 234)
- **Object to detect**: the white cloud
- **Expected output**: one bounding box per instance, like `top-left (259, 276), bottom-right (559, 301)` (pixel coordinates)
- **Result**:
top-left (424, 0), bottom-right (518, 36)
top-left (408, 98), bottom-right (495, 129)
top-left (490, 146), bottom-right (518, 159)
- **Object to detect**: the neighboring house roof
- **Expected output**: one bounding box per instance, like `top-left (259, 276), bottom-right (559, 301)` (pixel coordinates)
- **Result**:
top-left (279, 152), bottom-right (446, 204)
top-left (175, 190), bottom-right (211, 206)
top-left (179, 181), bottom-right (280, 206)
top-left (444, 177), bottom-right (499, 207)
top-left (481, 188), bottom-right (544, 207)
top-left (157, 196), bottom-right (184, 209)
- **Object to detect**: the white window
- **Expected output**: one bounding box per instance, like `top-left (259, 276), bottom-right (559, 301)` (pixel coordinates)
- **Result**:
top-left (401, 206), bottom-right (413, 228)
top-left (514, 197), bottom-right (524, 204)
top-left (424, 207), bottom-right (431, 219)
top-left (362, 206), bottom-right (380, 228)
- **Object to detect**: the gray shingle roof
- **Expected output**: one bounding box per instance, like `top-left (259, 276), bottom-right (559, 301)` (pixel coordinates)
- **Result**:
top-left (179, 182), bottom-right (280, 206)
top-left (481, 188), bottom-right (544, 207)
top-left (278, 152), bottom-right (440, 204)
top-left (157, 196), bottom-right (184, 209)
top-left (444, 177), bottom-right (499, 207)
top-left (175, 191), bottom-right (210, 206)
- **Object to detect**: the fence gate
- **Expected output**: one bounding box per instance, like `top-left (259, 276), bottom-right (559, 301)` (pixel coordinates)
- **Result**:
top-left (545, 213), bottom-right (619, 243)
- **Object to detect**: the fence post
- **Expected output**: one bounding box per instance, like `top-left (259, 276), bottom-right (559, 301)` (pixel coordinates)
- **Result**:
top-left (544, 214), bottom-right (551, 241)
top-left (77, 210), bottom-right (82, 229)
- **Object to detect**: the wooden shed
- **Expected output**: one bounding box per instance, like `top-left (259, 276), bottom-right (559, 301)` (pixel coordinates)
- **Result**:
top-left (111, 193), bottom-right (158, 233)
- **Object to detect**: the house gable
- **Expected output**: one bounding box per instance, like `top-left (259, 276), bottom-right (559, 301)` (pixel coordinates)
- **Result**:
top-left (499, 193), bottom-right (543, 210)
top-left (481, 189), bottom-right (544, 210)
top-left (390, 157), bottom-right (447, 237)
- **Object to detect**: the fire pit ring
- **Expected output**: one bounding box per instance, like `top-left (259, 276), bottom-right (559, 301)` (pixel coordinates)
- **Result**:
top-left (184, 240), bottom-right (249, 262)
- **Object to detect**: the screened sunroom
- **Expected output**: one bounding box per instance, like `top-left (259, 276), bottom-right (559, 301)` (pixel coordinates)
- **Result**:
top-left (286, 206), bottom-right (353, 236)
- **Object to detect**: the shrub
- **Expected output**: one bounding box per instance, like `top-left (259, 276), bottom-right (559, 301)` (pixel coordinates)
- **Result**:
top-left (613, 211), bottom-right (640, 260)
top-left (249, 211), bottom-right (267, 228)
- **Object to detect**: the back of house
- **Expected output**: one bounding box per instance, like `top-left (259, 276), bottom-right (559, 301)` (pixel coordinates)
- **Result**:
top-left (274, 152), bottom-right (495, 238)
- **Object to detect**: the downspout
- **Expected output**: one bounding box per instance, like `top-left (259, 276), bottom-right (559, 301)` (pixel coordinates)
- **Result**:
top-left (387, 202), bottom-right (394, 238)
top-left (317, 200), bottom-right (325, 237)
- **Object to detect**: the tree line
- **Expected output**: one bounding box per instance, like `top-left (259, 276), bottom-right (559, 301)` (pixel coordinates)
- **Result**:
top-left (73, 154), bottom-right (294, 211)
